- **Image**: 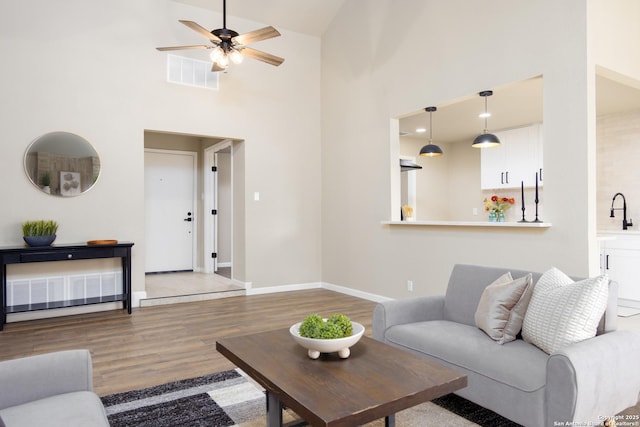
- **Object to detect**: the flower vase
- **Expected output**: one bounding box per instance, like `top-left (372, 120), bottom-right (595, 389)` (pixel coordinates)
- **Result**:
top-left (488, 211), bottom-right (497, 222)
top-left (497, 211), bottom-right (505, 222)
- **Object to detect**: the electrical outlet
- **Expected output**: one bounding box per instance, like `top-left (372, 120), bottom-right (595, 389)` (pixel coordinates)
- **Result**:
top-left (407, 280), bottom-right (413, 291)
top-left (473, 207), bottom-right (478, 216)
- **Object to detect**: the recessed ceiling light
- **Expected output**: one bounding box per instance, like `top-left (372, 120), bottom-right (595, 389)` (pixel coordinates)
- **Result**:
top-left (415, 128), bottom-right (427, 133)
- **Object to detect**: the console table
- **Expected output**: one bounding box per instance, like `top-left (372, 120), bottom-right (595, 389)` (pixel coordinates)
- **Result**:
top-left (0, 242), bottom-right (134, 330)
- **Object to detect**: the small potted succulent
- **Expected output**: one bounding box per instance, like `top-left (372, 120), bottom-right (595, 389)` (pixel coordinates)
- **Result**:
top-left (22, 220), bottom-right (59, 247)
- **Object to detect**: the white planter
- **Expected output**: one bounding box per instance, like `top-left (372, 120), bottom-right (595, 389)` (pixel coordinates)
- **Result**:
top-left (289, 321), bottom-right (365, 359)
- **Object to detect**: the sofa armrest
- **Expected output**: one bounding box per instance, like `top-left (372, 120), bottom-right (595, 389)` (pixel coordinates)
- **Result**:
top-left (0, 350), bottom-right (94, 410)
top-left (372, 295), bottom-right (445, 341)
top-left (546, 331), bottom-right (640, 426)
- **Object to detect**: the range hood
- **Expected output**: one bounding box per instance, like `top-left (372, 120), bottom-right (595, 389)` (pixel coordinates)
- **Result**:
top-left (400, 159), bottom-right (422, 172)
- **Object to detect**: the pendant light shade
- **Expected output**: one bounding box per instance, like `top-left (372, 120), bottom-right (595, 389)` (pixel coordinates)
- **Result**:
top-left (472, 91), bottom-right (501, 148)
top-left (419, 106), bottom-right (443, 157)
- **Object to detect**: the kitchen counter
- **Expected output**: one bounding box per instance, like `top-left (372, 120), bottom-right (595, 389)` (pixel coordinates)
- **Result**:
top-left (382, 220), bottom-right (551, 228)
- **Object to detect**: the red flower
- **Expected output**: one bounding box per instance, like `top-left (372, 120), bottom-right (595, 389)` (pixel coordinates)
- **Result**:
top-left (491, 195), bottom-right (498, 202)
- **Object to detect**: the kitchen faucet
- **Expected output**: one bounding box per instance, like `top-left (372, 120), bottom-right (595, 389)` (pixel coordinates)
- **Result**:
top-left (610, 192), bottom-right (633, 230)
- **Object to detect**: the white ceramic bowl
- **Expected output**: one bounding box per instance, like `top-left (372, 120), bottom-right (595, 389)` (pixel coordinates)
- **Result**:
top-left (289, 321), bottom-right (365, 359)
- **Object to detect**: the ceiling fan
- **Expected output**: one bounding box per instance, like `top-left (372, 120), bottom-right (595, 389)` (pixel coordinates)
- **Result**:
top-left (156, 0), bottom-right (284, 72)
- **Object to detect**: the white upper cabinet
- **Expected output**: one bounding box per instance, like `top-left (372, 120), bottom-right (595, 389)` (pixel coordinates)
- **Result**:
top-left (480, 123), bottom-right (543, 190)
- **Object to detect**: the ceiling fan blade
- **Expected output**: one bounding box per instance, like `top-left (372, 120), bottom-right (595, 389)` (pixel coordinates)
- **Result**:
top-left (156, 45), bottom-right (209, 51)
top-left (240, 47), bottom-right (284, 67)
top-left (232, 26), bottom-right (281, 46)
top-left (211, 62), bottom-right (226, 72)
top-left (179, 20), bottom-right (221, 43)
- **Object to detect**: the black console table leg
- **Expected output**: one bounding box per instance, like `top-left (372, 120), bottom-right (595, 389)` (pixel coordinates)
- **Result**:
top-left (1, 263), bottom-right (6, 331)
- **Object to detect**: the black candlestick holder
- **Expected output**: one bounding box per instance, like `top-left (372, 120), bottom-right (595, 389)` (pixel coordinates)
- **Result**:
top-left (518, 180), bottom-right (530, 223)
top-left (533, 194), bottom-right (542, 222)
top-left (518, 205), bottom-right (529, 223)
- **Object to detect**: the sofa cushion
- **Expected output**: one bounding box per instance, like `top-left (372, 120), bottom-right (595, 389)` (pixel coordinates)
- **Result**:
top-left (384, 320), bottom-right (548, 393)
top-left (475, 273), bottom-right (533, 344)
top-left (443, 264), bottom-right (543, 327)
top-left (0, 391), bottom-right (109, 427)
top-left (522, 267), bottom-right (609, 354)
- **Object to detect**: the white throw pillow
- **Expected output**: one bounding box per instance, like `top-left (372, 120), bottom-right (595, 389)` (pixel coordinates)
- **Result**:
top-left (475, 273), bottom-right (533, 344)
top-left (522, 267), bottom-right (609, 354)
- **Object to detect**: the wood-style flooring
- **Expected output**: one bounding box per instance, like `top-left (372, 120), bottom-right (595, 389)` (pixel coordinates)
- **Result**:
top-left (0, 289), bottom-right (376, 396)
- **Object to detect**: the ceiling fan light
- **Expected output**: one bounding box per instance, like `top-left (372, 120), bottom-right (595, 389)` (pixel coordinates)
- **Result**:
top-left (216, 53), bottom-right (229, 68)
top-left (229, 49), bottom-right (243, 64)
top-left (210, 46), bottom-right (224, 62)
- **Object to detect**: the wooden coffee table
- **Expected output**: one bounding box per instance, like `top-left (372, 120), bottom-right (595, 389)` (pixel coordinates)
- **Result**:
top-left (216, 328), bottom-right (467, 427)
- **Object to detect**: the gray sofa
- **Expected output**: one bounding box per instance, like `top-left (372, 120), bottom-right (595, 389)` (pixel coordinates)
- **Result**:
top-left (0, 350), bottom-right (109, 427)
top-left (373, 264), bottom-right (640, 427)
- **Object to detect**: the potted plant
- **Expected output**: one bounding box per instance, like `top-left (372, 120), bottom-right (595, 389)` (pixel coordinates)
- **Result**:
top-left (22, 220), bottom-right (59, 247)
top-left (40, 172), bottom-right (51, 194)
top-left (290, 313), bottom-right (364, 359)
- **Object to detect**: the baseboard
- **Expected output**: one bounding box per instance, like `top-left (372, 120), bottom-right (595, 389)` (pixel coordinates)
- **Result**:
top-left (245, 282), bottom-right (321, 295)
top-left (321, 282), bottom-right (393, 303)
top-left (133, 291), bottom-right (147, 308)
top-left (6, 302), bottom-right (122, 323)
top-left (232, 279), bottom-right (251, 289)
top-left (243, 281), bottom-right (391, 303)
top-left (619, 298), bottom-right (640, 309)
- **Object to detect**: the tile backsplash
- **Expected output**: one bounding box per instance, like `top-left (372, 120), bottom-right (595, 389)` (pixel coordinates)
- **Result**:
top-left (597, 109), bottom-right (640, 231)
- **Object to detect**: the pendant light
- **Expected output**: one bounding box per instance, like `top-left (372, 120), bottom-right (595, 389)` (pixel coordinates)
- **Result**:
top-left (419, 106), bottom-right (443, 157)
top-left (472, 90), bottom-right (501, 148)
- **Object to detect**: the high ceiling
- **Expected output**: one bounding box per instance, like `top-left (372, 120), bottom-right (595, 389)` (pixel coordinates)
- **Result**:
top-left (171, 1), bottom-right (640, 144)
top-left (174, 0), bottom-right (347, 37)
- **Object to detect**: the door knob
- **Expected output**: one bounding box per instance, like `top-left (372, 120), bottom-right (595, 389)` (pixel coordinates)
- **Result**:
top-left (184, 212), bottom-right (192, 222)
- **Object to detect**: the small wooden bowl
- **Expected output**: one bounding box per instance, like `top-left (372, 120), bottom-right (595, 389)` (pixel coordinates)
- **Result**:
top-left (87, 239), bottom-right (118, 245)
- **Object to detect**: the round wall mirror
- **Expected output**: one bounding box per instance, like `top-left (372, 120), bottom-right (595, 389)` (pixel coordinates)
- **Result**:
top-left (24, 131), bottom-right (101, 197)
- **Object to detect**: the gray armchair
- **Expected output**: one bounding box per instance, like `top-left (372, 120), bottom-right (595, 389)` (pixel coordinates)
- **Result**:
top-left (0, 350), bottom-right (109, 427)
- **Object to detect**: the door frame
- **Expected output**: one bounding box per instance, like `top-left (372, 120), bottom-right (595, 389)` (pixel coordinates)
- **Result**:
top-left (204, 140), bottom-right (233, 274)
top-left (144, 148), bottom-right (198, 272)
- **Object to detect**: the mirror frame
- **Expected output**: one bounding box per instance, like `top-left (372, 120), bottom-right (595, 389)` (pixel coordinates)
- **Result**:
top-left (24, 131), bottom-right (101, 197)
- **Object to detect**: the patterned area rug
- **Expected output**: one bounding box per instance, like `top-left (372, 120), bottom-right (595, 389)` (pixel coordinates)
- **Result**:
top-left (101, 369), bottom-right (520, 427)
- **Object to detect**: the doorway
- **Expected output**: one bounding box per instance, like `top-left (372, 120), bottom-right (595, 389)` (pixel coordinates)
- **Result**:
top-left (204, 141), bottom-right (233, 277)
top-left (143, 131), bottom-right (243, 302)
top-left (144, 149), bottom-right (197, 273)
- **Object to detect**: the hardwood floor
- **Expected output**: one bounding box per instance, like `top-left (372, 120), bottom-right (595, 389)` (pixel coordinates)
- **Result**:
top-left (0, 289), bottom-right (376, 396)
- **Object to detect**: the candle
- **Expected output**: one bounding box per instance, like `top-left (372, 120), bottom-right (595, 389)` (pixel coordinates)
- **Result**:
top-left (521, 181), bottom-right (525, 210)
top-left (535, 172), bottom-right (539, 203)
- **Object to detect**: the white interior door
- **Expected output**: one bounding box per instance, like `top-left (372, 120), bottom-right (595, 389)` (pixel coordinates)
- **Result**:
top-left (145, 149), bottom-right (196, 273)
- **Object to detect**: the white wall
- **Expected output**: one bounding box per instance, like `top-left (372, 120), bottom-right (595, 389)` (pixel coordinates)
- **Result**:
top-left (0, 0), bottom-right (322, 297)
top-left (321, 0), bottom-right (593, 298)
